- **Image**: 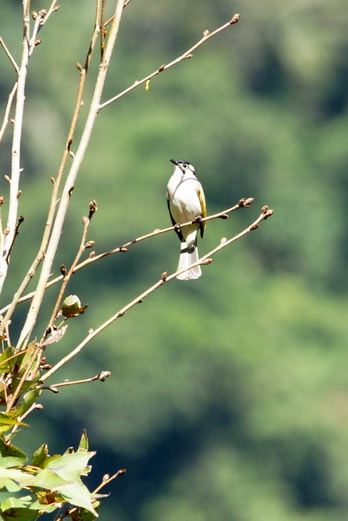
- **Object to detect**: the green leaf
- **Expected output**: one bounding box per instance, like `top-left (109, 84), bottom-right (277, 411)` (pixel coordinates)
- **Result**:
top-left (78, 430), bottom-right (89, 452)
top-left (0, 413), bottom-right (27, 433)
top-left (17, 342), bottom-right (37, 374)
top-left (44, 452), bottom-right (97, 515)
top-left (0, 495), bottom-right (33, 511)
top-left (58, 481), bottom-right (97, 515)
top-left (13, 388), bottom-right (41, 418)
top-left (42, 453), bottom-right (63, 467)
top-left (0, 347), bottom-right (15, 372)
top-left (77, 503), bottom-right (100, 521)
top-left (0, 467), bottom-right (35, 492)
top-left (31, 468), bottom-right (70, 490)
top-left (45, 451), bottom-right (95, 482)
top-left (29, 500), bottom-right (60, 513)
top-left (31, 444), bottom-right (49, 469)
top-left (1, 507), bottom-right (38, 521)
top-left (0, 383), bottom-right (6, 406)
top-left (0, 438), bottom-right (27, 468)
top-left (0, 479), bottom-right (21, 492)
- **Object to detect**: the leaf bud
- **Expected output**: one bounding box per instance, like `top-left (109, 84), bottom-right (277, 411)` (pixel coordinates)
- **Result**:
top-left (62, 295), bottom-right (88, 318)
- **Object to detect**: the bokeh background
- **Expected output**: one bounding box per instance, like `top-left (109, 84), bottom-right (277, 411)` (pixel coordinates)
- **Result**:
top-left (1, 0), bottom-right (348, 519)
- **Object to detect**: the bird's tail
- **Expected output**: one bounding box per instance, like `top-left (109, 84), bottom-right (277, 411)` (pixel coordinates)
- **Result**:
top-left (176, 243), bottom-right (201, 280)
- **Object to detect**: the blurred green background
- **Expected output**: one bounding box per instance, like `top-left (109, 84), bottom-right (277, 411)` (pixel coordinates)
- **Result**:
top-left (1, 0), bottom-right (348, 519)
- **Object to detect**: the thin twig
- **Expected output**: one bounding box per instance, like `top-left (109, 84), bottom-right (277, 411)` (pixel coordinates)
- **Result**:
top-left (100, 0), bottom-right (106, 59)
top-left (41, 214), bottom-right (92, 343)
top-left (93, 469), bottom-right (126, 494)
top-left (0, 37), bottom-right (19, 73)
top-left (10, 402), bottom-right (44, 439)
top-left (29, 0), bottom-right (61, 56)
top-left (5, 215), bottom-right (24, 262)
top-left (104, 0), bottom-right (133, 28)
top-left (173, 206), bottom-right (274, 280)
top-left (0, 198), bottom-right (252, 315)
top-left (28, 11), bottom-right (45, 56)
top-left (3, 2), bottom-right (102, 327)
top-left (0, 2), bottom-right (31, 295)
top-left (0, 197), bottom-right (4, 250)
top-left (0, 82), bottom-right (18, 143)
top-left (99, 13), bottom-right (240, 111)
top-left (0, 347), bottom-right (31, 369)
top-left (41, 205), bottom-right (272, 382)
top-left (6, 343), bottom-right (42, 413)
top-left (39, 370), bottom-right (111, 392)
top-left (18, 402), bottom-right (43, 422)
top-left (0, 0), bottom-right (60, 295)
top-left (17, 0), bottom-right (126, 349)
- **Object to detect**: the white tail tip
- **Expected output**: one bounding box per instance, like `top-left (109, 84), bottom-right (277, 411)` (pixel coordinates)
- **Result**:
top-left (176, 244), bottom-right (201, 280)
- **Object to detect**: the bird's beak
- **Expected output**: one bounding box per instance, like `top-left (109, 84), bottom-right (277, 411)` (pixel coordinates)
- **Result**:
top-left (170, 159), bottom-right (178, 165)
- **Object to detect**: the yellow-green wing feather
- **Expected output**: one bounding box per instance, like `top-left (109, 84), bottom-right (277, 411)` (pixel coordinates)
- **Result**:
top-left (197, 187), bottom-right (207, 238)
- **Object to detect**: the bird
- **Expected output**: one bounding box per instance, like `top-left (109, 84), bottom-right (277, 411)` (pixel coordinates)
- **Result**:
top-left (166, 159), bottom-right (207, 280)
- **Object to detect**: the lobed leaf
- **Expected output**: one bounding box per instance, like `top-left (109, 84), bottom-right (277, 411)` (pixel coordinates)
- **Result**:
top-left (0, 438), bottom-right (27, 468)
top-left (0, 413), bottom-right (27, 433)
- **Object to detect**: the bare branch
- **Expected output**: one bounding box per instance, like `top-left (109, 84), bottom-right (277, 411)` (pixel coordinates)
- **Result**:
top-left (2, 2), bottom-right (103, 328)
top-left (100, 0), bottom-right (106, 59)
top-left (41, 211), bottom-right (93, 343)
top-left (41, 205), bottom-right (272, 382)
top-left (5, 215), bottom-right (24, 262)
top-left (0, 197), bottom-right (5, 249)
top-left (0, 8), bottom-right (31, 295)
top-left (0, 198), bottom-right (252, 315)
top-left (0, 37), bottom-right (19, 74)
top-left (39, 370), bottom-right (111, 392)
top-left (17, 0), bottom-right (126, 349)
top-left (29, 1), bottom-right (61, 56)
top-left (0, 83), bottom-right (18, 143)
top-left (93, 468), bottom-right (127, 495)
top-left (6, 343), bottom-right (42, 413)
top-left (0, 0), bottom-right (60, 295)
top-left (171, 205), bottom-right (274, 281)
top-left (99, 13), bottom-right (240, 111)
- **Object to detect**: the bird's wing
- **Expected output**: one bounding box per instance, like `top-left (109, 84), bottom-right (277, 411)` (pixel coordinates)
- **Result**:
top-left (197, 186), bottom-right (207, 238)
top-left (167, 198), bottom-right (184, 241)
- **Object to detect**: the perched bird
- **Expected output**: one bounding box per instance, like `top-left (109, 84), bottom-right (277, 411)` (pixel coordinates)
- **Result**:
top-left (166, 159), bottom-right (207, 280)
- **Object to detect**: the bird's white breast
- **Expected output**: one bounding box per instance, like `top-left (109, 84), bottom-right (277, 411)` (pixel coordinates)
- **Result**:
top-left (169, 178), bottom-right (202, 222)
top-left (167, 167), bottom-right (202, 220)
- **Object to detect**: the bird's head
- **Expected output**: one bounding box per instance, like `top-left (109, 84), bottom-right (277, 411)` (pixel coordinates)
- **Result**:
top-left (170, 159), bottom-right (196, 176)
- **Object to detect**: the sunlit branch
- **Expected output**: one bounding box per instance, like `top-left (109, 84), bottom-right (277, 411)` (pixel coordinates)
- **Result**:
top-left (41, 206), bottom-right (95, 344)
top-left (0, 37), bottom-right (19, 73)
top-left (0, 6), bottom-right (31, 295)
top-left (0, 198), bottom-right (252, 316)
top-left (39, 370), bottom-right (111, 393)
top-left (0, 82), bottom-right (18, 143)
top-left (171, 205), bottom-right (274, 281)
top-left (41, 204), bottom-right (272, 382)
top-left (99, 13), bottom-right (240, 111)
top-left (17, 0), bottom-right (126, 349)
top-left (0, 1), bottom-right (60, 296)
top-left (93, 468), bottom-right (127, 494)
top-left (2, 3), bottom-right (103, 329)
top-left (6, 343), bottom-right (42, 413)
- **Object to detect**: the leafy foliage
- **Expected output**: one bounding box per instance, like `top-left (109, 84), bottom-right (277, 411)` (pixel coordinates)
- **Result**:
top-left (0, 432), bottom-right (99, 521)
